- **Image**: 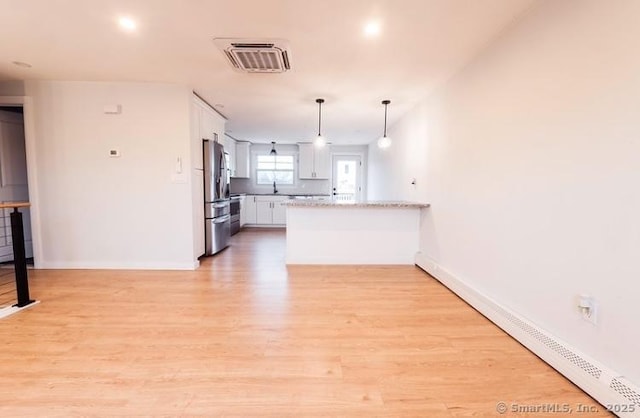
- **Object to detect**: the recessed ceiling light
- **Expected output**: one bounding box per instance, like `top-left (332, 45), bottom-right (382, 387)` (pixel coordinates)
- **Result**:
top-left (12, 61), bottom-right (32, 68)
top-left (118, 16), bottom-right (137, 32)
top-left (363, 20), bottom-right (381, 38)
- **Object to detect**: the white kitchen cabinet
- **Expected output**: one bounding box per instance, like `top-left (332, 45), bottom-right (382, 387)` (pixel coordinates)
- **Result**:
top-left (199, 107), bottom-right (219, 141)
top-left (298, 143), bottom-right (330, 179)
top-left (298, 143), bottom-right (314, 179)
top-left (239, 196), bottom-right (247, 227)
top-left (314, 146), bottom-right (331, 179)
top-left (191, 95), bottom-right (225, 262)
top-left (272, 200), bottom-right (287, 224)
top-left (226, 137), bottom-right (236, 176)
top-left (256, 200), bottom-right (272, 224)
top-left (244, 195), bottom-right (257, 224)
top-left (233, 141), bottom-right (251, 178)
top-left (246, 195), bottom-right (288, 225)
top-left (193, 169), bottom-right (205, 257)
top-left (191, 95), bottom-right (225, 170)
top-left (190, 99), bottom-right (203, 170)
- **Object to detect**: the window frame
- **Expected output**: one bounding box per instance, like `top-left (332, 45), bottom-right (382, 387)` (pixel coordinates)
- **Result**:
top-left (254, 152), bottom-right (296, 186)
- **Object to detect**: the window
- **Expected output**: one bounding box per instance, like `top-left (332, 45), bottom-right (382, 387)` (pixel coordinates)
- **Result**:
top-left (256, 154), bottom-right (295, 185)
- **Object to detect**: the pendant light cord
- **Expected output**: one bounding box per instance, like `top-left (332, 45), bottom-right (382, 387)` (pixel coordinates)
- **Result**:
top-left (318, 100), bottom-right (322, 136)
top-left (383, 102), bottom-right (388, 137)
top-left (381, 99), bottom-right (391, 138)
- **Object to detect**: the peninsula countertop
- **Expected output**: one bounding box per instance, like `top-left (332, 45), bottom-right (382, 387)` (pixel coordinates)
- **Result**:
top-left (284, 200), bottom-right (429, 209)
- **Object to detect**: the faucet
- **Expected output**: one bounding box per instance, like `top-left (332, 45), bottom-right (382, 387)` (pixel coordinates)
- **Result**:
top-left (273, 181), bottom-right (278, 194)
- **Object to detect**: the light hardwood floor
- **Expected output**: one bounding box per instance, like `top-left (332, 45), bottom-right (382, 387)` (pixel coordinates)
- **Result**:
top-left (0, 229), bottom-right (610, 417)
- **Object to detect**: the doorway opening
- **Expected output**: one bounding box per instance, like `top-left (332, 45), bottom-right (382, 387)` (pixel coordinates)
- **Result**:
top-left (0, 106), bottom-right (33, 265)
top-left (331, 155), bottom-right (363, 202)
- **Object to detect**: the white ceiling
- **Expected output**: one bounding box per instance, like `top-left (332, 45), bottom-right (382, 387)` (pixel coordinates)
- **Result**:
top-left (0, 0), bottom-right (536, 145)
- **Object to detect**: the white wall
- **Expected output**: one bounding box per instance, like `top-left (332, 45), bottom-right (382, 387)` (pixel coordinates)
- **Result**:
top-left (25, 81), bottom-right (195, 269)
top-left (369, 0), bottom-right (640, 386)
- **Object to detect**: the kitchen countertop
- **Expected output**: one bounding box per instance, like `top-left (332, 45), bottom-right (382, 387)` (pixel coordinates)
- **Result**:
top-left (285, 200), bottom-right (429, 209)
top-left (231, 193), bottom-right (331, 197)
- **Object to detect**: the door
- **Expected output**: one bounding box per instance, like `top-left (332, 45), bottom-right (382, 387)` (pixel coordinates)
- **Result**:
top-left (194, 169), bottom-right (205, 257)
top-left (313, 145), bottom-right (331, 179)
top-left (272, 200), bottom-right (287, 225)
top-left (256, 200), bottom-right (273, 224)
top-left (297, 143), bottom-right (314, 179)
top-left (234, 142), bottom-right (251, 178)
top-left (244, 196), bottom-right (257, 224)
top-left (332, 155), bottom-right (362, 202)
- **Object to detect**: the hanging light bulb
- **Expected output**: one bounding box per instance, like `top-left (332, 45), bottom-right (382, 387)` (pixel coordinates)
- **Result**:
top-left (314, 98), bottom-right (326, 147)
top-left (269, 141), bottom-right (277, 156)
top-left (377, 99), bottom-right (392, 149)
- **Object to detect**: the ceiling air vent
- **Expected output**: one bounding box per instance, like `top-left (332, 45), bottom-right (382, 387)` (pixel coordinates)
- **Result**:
top-left (213, 38), bottom-right (291, 73)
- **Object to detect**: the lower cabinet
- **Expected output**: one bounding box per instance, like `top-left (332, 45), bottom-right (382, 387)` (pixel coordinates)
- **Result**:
top-left (272, 200), bottom-right (287, 224)
top-left (256, 200), bottom-right (272, 224)
top-left (239, 196), bottom-right (247, 227)
top-left (246, 195), bottom-right (288, 226)
top-left (244, 195), bottom-right (257, 224)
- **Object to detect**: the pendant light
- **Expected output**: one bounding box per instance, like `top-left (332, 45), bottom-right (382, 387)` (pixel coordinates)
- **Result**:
top-left (269, 141), bottom-right (277, 156)
top-left (314, 98), bottom-right (326, 147)
top-left (377, 99), bottom-right (392, 149)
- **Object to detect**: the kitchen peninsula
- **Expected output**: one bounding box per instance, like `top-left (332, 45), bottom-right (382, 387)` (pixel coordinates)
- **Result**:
top-left (285, 200), bottom-right (429, 265)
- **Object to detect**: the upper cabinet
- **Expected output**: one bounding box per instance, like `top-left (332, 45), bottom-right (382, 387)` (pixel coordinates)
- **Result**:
top-left (233, 142), bottom-right (251, 178)
top-left (225, 136), bottom-right (236, 176)
top-left (191, 95), bottom-right (225, 170)
top-left (199, 107), bottom-right (224, 142)
top-left (190, 100), bottom-right (202, 170)
top-left (298, 143), bottom-right (330, 179)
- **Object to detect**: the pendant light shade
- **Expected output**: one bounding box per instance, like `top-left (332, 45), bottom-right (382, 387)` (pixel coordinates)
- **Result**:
top-left (377, 99), bottom-right (392, 149)
top-left (269, 141), bottom-right (277, 155)
top-left (314, 98), bottom-right (326, 147)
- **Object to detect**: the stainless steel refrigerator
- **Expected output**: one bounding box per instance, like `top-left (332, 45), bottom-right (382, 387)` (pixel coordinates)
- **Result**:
top-left (203, 139), bottom-right (230, 255)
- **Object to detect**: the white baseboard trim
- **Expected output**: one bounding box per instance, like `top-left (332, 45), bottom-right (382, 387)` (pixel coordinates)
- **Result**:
top-left (0, 300), bottom-right (40, 320)
top-left (37, 260), bottom-right (199, 271)
top-left (242, 224), bottom-right (285, 229)
top-left (415, 252), bottom-right (640, 417)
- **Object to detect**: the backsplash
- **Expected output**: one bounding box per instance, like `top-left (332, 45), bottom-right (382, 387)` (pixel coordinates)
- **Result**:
top-left (230, 177), bottom-right (330, 195)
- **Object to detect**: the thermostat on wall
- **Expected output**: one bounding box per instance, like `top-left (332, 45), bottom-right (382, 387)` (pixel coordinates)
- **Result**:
top-left (109, 149), bottom-right (121, 157)
top-left (103, 104), bottom-right (122, 114)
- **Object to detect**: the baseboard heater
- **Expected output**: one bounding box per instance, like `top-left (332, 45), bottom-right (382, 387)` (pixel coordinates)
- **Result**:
top-left (415, 252), bottom-right (640, 417)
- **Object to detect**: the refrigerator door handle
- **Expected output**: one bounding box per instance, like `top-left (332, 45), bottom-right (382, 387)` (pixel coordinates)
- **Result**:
top-left (213, 214), bottom-right (231, 224)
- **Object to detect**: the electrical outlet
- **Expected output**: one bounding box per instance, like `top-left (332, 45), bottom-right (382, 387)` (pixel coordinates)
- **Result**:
top-left (578, 295), bottom-right (597, 325)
